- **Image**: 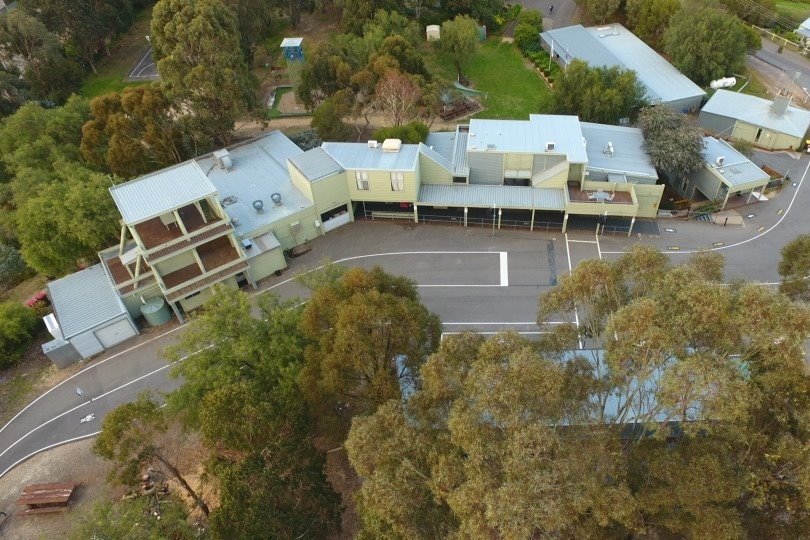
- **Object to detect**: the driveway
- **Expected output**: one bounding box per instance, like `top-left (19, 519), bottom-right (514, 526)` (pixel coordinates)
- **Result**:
top-left (748, 39), bottom-right (810, 102)
top-left (513, 0), bottom-right (578, 29)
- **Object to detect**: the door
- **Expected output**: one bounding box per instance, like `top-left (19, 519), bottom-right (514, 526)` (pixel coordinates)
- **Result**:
top-left (94, 319), bottom-right (137, 349)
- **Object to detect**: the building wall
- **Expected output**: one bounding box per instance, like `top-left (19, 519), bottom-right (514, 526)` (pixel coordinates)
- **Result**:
top-left (69, 313), bottom-right (136, 359)
top-left (311, 172), bottom-right (353, 217)
top-left (249, 248), bottom-right (287, 282)
top-left (665, 95), bottom-right (704, 114)
top-left (633, 184), bottom-right (665, 218)
top-left (730, 122), bottom-right (798, 150)
top-left (178, 287), bottom-right (214, 312)
top-left (154, 250), bottom-right (197, 276)
top-left (346, 169), bottom-right (419, 202)
top-left (288, 166), bottom-right (315, 202)
top-left (419, 154), bottom-right (453, 184)
top-left (698, 111), bottom-right (736, 137)
top-left (121, 283), bottom-right (163, 319)
top-left (269, 206), bottom-right (321, 250)
top-left (468, 152), bottom-right (504, 184)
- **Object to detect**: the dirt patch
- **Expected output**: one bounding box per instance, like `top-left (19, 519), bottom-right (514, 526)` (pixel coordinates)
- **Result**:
top-left (0, 438), bottom-right (112, 539)
top-left (325, 447), bottom-right (361, 539)
top-left (279, 89), bottom-right (307, 114)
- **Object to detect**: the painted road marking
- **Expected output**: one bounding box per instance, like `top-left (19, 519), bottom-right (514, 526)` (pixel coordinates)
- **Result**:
top-left (664, 228), bottom-right (676, 233)
top-left (500, 252), bottom-right (509, 286)
top-left (564, 233), bottom-right (584, 350)
top-left (713, 242), bottom-right (724, 247)
top-left (595, 234), bottom-right (603, 260)
top-left (667, 246), bottom-right (680, 251)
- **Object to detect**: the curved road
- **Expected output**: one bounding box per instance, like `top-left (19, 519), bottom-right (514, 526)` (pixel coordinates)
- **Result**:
top-left (1, 148), bottom-right (808, 482)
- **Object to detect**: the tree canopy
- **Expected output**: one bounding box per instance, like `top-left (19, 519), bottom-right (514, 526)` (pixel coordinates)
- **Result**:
top-left (577, 0), bottom-right (621, 25)
top-left (151, 0), bottom-right (254, 148)
top-left (638, 105), bottom-right (705, 179)
top-left (625, 0), bottom-right (680, 48)
top-left (663, 3), bottom-right (756, 85)
top-left (439, 15), bottom-right (479, 80)
top-left (554, 60), bottom-right (648, 124)
top-left (345, 247), bottom-right (810, 537)
top-left (778, 233), bottom-right (810, 300)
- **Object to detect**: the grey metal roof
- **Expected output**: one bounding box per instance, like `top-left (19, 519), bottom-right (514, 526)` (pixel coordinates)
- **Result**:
top-left (701, 137), bottom-right (768, 188)
top-left (425, 132), bottom-right (455, 161)
top-left (700, 90), bottom-right (810, 139)
top-left (288, 147), bottom-right (343, 182)
top-left (541, 24), bottom-right (705, 105)
top-left (468, 115), bottom-right (588, 163)
top-left (580, 122), bottom-right (658, 180)
top-left (798, 18), bottom-right (810, 39)
top-left (198, 132), bottom-right (313, 238)
top-left (48, 264), bottom-right (127, 339)
top-left (321, 142), bottom-right (419, 170)
top-left (245, 231), bottom-right (281, 259)
top-left (417, 143), bottom-right (453, 171)
top-left (110, 161), bottom-right (217, 225)
top-left (453, 129), bottom-right (470, 174)
top-left (418, 184), bottom-right (565, 210)
top-left (424, 129), bottom-right (470, 174)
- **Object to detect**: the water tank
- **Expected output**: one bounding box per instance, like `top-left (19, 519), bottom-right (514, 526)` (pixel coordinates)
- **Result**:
top-left (710, 77), bottom-right (736, 90)
top-left (140, 297), bottom-right (171, 326)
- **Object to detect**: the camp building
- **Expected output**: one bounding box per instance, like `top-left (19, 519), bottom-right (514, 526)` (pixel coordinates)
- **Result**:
top-left (43, 116), bottom-right (664, 363)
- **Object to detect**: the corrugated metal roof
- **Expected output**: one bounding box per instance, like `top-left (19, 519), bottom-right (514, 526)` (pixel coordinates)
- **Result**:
top-left (699, 90), bottom-right (810, 139)
top-left (580, 122), bottom-right (658, 180)
top-left (701, 137), bottom-right (769, 187)
top-left (110, 161), bottom-right (217, 225)
top-left (280, 37), bottom-right (303, 47)
top-left (199, 132), bottom-right (313, 238)
top-left (321, 142), bottom-right (419, 170)
top-left (48, 264), bottom-right (127, 339)
top-left (541, 24), bottom-right (705, 105)
top-left (453, 129), bottom-right (470, 174)
top-left (418, 184), bottom-right (565, 210)
top-left (468, 115), bottom-right (588, 163)
top-left (417, 143), bottom-right (453, 170)
top-left (288, 147), bottom-right (343, 182)
top-left (425, 132), bottom-right (455, 161)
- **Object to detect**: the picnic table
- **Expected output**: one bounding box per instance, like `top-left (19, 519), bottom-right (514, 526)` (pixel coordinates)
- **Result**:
top-left (15, 482), bottom-right (78, 516)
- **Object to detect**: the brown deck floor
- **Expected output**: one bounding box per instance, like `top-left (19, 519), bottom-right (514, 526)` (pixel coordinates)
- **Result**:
top-left (568, 186), bottom-right (633, 204)
top-left (161, 238), bottom-right (240, 289)
top-left (106, 255), bottom-right (151, 285)
top-left (135, 204), bottom-right (210, 249)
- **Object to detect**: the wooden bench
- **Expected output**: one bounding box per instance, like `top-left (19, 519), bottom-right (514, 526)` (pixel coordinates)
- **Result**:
top-left (15, 482), bottom-right (79, 516)
top-left (371, 211), bottom-right (414, 221)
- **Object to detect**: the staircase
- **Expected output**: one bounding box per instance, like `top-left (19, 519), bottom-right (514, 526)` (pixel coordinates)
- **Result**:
top-left (531, 160), bottom-right (569, 186)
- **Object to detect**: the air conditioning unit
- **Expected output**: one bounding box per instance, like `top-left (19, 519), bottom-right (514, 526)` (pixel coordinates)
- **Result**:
top-left (290, 221), bottom-right (302, 234)
top-left (367, 140), bottom-right (379, 148)
top-left (545, 141), bottom-right (556, 151)
top-left (715, 156), bottom-right (725, 167)
top-left (241, 238), bottom-right (253, 250)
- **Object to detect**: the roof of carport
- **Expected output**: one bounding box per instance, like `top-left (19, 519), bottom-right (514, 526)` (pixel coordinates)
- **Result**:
top-left (418, 184), bottom-right (565, 210)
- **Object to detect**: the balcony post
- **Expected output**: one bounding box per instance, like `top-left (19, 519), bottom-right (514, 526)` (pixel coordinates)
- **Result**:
top-left (174, 210), bottom-right (189, 235)
top-left (530, 209), bottom-right (536, 231)
top-left (194, 200), bottom-right (208, 223)
top-left (191, 250), bottom-right (206, 273)
top-left (562, 212), bottom-right (569, 233)
top-left (118, 224), bottom-right (128, 256)
top-left (628, 217), bottom-right (635, 237)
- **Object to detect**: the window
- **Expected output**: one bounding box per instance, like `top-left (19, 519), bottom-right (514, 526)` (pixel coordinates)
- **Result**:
top-left (391, 172), bottom-right (405, 191)
top-left (355, 170), bottom-right (369, 190)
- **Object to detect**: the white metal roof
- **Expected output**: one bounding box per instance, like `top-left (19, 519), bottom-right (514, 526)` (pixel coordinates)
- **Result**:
top-left (541, 24), bottom-right (706, 106)
top-left (468, 115), bottom-right (588, 163)
top-left (48, 264), bottom-right (128, 339)
top-left (700, 90), bottom-right (810, 139)
top-left (580, 122), bottom-right (658, 180)
top-left (109, 161), bottom-right (217, 225)
top-left (701, 137), bottom-right (769, 188)
top-left (417, 143), bottom-right (453, 171)
top-left (198, 132), bottom-right (313, 238)
top-left (280, 37), bottom-right (303, 47)
top-left (288, 147), bottom-right (343, 181)
top-left (798, 17), bottom-right (810, 39)
top-left (321, 142), bottom-right (419, 170)
top-left (418, 184), bottom-right (566, 210)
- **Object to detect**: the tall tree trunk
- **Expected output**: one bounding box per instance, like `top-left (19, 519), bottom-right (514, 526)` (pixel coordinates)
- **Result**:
top-left (154, 453), bottom-right (210, 516)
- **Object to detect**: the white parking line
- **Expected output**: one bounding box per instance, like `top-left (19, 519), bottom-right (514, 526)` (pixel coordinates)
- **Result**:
top-left (129, 47), bottom-right (152, 78)
top-left (443, 321), bottom-right (565, 325)
top-left (595, 234), bottom-right (603, 260)
top-left (500, 252), bottom-right (509, 286)
top-left (564, 233), bottom-right (584, 350)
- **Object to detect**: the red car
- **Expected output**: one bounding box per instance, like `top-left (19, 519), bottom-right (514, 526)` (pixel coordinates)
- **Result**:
top-left (25, 292), bottom-right (48, 308)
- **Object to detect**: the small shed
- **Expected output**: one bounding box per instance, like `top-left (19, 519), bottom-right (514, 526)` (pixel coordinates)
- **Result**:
top-left (426, 25), bottom-right (440, 42)
top-left (43, 264), bottom-right (139, 364)
top-left (16, 482), bottom-right (78, 516)
top-left (280, 37), bottom-right (304, 61)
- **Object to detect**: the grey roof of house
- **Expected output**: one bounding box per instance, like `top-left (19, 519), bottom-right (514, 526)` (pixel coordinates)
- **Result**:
top-left (198, 132), bottom-right (314, 238)
top-left (109, 161), bottom-right (217, 225)
top-left (540, 24), bottom-right (706, 105)
top-left (418, 184), bottom-right (566, 210)
top-left (798, 17), bottom-right (810, 39)
top-left (699, 89), bottom-right (810, 139)
top-left (468, 115), bottom-right (588, 163)
top-left (701, 137), bottom-right (769, 188)
top-left (280, 37), bottom-right (303, 47)
top-left (288, 147), bottom-right (343, 182)
top-left (418, 143), bottom-right (453, 171)
top-left (48, 264), bottom-right (127, 339)
top-left (424, 128), bottom-right (470, 175)
top-left (580, 122), bottom-right (658, 180)
top-left (321, 142), bottom-right (420, 170)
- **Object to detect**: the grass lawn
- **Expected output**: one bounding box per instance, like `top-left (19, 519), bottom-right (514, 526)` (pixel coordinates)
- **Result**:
top-left (78, 5), bottom-right (154, 99)
top-left (723, 68), bottom-right (771, 99)
top-left (426, 39), bottom-right (555, 120)
top-left (776, 0), bottom-right (810, 24)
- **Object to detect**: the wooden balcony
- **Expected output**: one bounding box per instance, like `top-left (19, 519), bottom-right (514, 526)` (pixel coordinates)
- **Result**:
top-left (134, 203), bottom-right (211, 250)
top-left (567, 186), bottom-right (634, 204)
top-left (143, 221), bottom-right (233, 264)
top-left (104, 254), bottom-right (154, 294)
top-left (165, 259), bottom-right (249, 303)
top-left (161, 236), bottom-right (243, 292)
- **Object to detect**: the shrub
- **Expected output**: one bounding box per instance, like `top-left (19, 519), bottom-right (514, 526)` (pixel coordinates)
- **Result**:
top-left (515, 22), bottom-right (541, 52)
top-left (0, 244), bottom-right (35, 292)
top-left (0, 301), bottom-right (39, 368)
top-left (373, 121), bottom-right (430, 144)
top-left (289, 129), bottom-right (323, 151)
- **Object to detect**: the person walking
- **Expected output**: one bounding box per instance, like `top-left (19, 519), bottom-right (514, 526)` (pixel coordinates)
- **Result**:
top-left (75, 387), bottom-right (85, 398)
top-left (549, 5), bottom-right (554, 14)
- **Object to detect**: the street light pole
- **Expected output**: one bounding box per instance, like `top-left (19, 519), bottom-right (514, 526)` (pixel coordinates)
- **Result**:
top-left (491, 204), bottom-right (496, 237)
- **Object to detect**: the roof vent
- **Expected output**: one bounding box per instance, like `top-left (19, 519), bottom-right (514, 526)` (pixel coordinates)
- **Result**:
top-left (271, 192), bottom-right (282, 206)
top-left (382, 139), bottom-right (402, 153)
top-left (213, 149), bottom-right (234, 171)
top-left (604, 142), bottom-right (614, 156)
top-left (545, 141), bottom-right (556, 151)
top-left (231, 216), bottom-right (240, 226)
top-left (771, 94), bottom-right (791, 115)
top-left (367, 140), bottom-right (379, 148)
top-left (253, 200), bottom-right (264, 213)
top-left (486, 143), bottom-right (497, 151)
top-left (715, 156), bottom-right (725, 167)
